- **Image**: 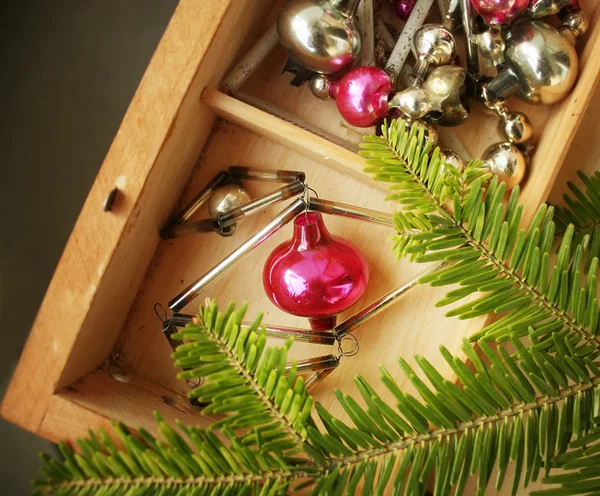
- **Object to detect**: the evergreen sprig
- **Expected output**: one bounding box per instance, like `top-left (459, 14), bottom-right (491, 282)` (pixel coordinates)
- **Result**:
top-left (360, 120), bottom-right (600, 356)
top-left (35, 120), bottom-right (600, 495)
top-left (554, 170), bottom-right (600, 270)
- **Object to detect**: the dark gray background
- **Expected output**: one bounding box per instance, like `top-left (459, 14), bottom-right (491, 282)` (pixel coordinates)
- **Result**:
top-left (0, 1), bottom-right (178, 492)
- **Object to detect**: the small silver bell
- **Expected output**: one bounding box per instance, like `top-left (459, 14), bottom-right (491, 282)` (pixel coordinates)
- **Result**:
top-left (485, 20), bottom-right (579, 105)
top-left (472, 24), bottom-right (505, 67)
top-left (277, 0), bottom-right (362, 75)
top-left (389, 65), bottom-right (469, 127)
top-left (208, 184), bottom-right (251, 218)
top-left (411, 24), bottom-right (456, 85)
top-left (527, 0), bottom-right (574, 18)
top-left (481, 142), bottom-right (527, 190)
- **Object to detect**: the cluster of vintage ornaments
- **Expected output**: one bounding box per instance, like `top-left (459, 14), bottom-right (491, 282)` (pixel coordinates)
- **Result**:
top-left (270, 0), bottom-right (587, 189)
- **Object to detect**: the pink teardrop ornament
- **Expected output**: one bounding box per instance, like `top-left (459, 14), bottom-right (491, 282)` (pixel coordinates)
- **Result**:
top-left (471, 0), bottom-right (530, 24)
top-left (329, 66), bottom-right (393, 128)
top-left (263, 213), bottom-right (369, 330)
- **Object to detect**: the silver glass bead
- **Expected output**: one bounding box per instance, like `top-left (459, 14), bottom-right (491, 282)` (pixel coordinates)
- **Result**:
top-left (500, 110), bottom-right (535, 145)
top-left (440, 149), bottom-right (465, 173)
top-left (411, 120), bottom-right (439, 147)
top-left (561, 10), bottom-right (589, 41)
top-left (309, 74), bottom-right (332, 100)
top-left (277, 0), bottom-right (362, 75)
top-left (208, 184), bottom-right (251, 219)
top-left (481, 142), bottom-right (527, 190)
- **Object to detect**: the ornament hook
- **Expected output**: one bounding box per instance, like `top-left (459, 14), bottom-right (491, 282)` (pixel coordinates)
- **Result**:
top-left (337, 333), bottom-right (360, 358)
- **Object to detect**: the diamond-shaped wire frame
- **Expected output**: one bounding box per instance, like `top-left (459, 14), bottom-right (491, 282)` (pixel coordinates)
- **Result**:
top-left (160, 170), bottom-right (445, 389)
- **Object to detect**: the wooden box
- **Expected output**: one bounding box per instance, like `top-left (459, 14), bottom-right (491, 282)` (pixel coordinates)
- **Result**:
top-left (3, 0), bottom-right (600, 484)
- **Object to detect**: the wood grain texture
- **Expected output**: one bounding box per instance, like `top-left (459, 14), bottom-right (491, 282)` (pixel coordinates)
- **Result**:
top-left (1, 0), bottom-right (273, 434)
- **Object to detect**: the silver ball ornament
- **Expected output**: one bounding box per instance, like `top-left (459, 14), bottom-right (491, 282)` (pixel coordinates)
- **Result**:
top-left (500, 111), bottom-right (535, 144)
top-left (481, 142), bottom-right (527, 190)
top-left (277, 0), bottom-right (362, 75)
top-left (309, 74), bottom-right (332, 100)
top-left (208, 184), bottom-right (251, 219)
top-left (485, 20), bottom-right (578, 105)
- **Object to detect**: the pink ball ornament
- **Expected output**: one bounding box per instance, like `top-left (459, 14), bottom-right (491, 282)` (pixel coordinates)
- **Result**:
top-left (263, 212), bottom-right (369, 330)
top-left (328, 66), bottom-right (394, 128)
top-left (392, 0), bottom-right (417, 20)
top-left (471, 0), bottom-right (530, 24)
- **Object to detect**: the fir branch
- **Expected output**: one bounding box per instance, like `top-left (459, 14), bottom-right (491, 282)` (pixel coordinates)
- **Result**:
top-left (554, 171), bottom-right (600, 271)
top-left (171, 300), bottom-right (313, 452)
top-left (309, 338), bottom-right (600, 495)
top-left (361, 120), bottom-right (600, 355)
top-left (34, 415), bottom-right (315, 496)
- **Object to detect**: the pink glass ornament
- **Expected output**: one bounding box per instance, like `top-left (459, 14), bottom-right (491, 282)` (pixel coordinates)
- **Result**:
top-left (263, 212), bottom-right (369, 330)
top-left (392, 0), bottom-right (418, 20)
top-left (328, 66), bottom-right (394, 128)
top-left (471, 0), bottom-right (530, 24)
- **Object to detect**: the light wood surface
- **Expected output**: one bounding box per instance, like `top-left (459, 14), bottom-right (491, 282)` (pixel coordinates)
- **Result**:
top-left (0, 0), bottom-right (274, 432)
top-left (2, 1), bottom-right (600, 495)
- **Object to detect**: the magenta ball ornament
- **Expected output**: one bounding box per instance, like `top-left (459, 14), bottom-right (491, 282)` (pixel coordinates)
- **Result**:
top-left (329, 66), bottom-right (394, 128)
top-left (263, 212), bottom-right (369, 331)
top-left (392, 0), bottom-right (418, 20)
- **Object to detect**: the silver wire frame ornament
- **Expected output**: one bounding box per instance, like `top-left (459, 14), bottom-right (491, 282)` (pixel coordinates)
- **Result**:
top-left (161, 167), bottom-right (307, 239)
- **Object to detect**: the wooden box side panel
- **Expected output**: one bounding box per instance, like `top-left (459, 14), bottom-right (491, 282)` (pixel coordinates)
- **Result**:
top-left (0, 0), bottom-right (270, 435)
